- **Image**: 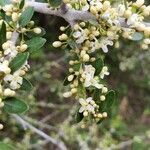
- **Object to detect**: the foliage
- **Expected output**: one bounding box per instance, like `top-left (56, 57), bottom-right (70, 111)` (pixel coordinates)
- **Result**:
top-left (0, 0), bottom-right (150, 149)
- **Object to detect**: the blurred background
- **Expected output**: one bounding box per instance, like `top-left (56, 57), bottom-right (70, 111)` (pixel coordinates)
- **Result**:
top-left (0, 0), bottom-right (150, 149)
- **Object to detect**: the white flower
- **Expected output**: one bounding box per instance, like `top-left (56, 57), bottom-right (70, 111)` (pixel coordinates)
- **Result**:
top-left (82, 3), bottom-right (90, 11)
top-left (100, 38), bottom-right (113, 53)
top-left (100, 66), bottom-right (110, 79)
top-left (0, 60), bottom-right (11, 74)
top-left (127, 14), bottom-right (139, 26)
top-left (117, 4), bottom-right (126, 16)
top-left (89, 0), bottom-right (103, 8)
top-left (89, 40), bottom-right (101, 53)
top-left (83, 65), bottom-right (103, 89)
top-left (3, 41), bottom-right (18, 59)
top-left (79, 97), bottom-right (96, 113)
top-left (4, 71), bottom-right (23, 90)
top-left (73, 28), bottom-right (88, 44)
top-left (102, 11), bottom-right (110, 20)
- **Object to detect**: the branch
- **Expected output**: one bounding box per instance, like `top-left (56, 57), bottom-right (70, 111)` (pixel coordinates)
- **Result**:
top-left (12, 114), bottom-right (67, 150)
top-left (26, 1), bottom-right (96, 26)
top-left (10, 31), bottom-right (19, 45)
top-left (26, 1), bottom-right (150, 27)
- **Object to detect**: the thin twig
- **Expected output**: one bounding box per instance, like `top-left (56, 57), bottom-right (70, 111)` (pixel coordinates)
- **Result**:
top-left (12, 114), bottom-right (67, 150)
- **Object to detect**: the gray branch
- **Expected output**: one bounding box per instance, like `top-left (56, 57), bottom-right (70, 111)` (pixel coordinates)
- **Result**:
top-left (12, 114), bottom-right (67, 150)
top-left (26, 1), bottom-right (95, 26)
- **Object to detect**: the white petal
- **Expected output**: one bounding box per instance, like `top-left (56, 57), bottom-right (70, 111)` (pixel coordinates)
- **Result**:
top-left (79, 98), bottom-right (87, 106)
top-left (102, 45), bottom-right (109, 53)
top-left (4, 74), bottom-right (13, 82)
top-left (73, 31), bottom-right (81, 38)
top-left (87, 104), bottom-right (94, 112)
top-left (86, 97), bottom-right (92, 103)
top-left (10, 81), bottom-right (19, 90)
top-left (79, 107), bottom-right (85, 113)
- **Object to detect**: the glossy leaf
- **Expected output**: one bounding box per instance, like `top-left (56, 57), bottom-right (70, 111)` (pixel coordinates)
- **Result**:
top-left (19, 0), bottom-right (25, 9)
top-left (19, 7), bottom-right (34, 27)
top-left (63, 76), bottom-right (71, 86)
top-left (92, 58), bottom-right (103, 76)
top-left (26, 37), bottom-right (46, 53)
top-left (9, 52), bottom-right (29, 73)
top-left (4, 97), bottom-right (29, 114)
top-left (75, 108), bottom-right (84, 123)
top-left (131, 32), bottom-right (143, 41)
top-left (0, 142), bottom-right (14, 150)
top-left (77, 82), bottom-right (86, 99)
top-left (20, 78), bottom-right (33, 91)
top-left (0, 0), bottom-right (9, 6)
top-left (0, 21), bottom-right (6, 47)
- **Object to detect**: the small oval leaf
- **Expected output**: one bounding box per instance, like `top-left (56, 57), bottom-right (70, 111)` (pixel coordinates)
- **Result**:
top-left (20, 78), bottom-right (33, 91)
top-left (4, 97), bottom-right (29, 114)
top-left (9, 52), bottom-right (29, 73)
top-left (26, 37), bottom-right (46, 53)
top-left (0, 142), bottom-right (14, 150)
top-left (131, 32), bottom-right (143, 41)
top-left (92, 58), bottom-right (104, 76)
top-left (19, 7), bottom-right (34, 27)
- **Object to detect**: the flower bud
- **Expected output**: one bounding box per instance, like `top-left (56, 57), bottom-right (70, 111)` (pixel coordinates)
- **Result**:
top-left (4, 89), bottom-right (15, 97)
top-left (33, 27), bottom-right (42, 34)
top-left (60, 26), bottom-right (66, 31)
top-left (2, 42), bottom-right (10, 50)
top-left (20, 44), bottom-right (28, 52)
top-left (12, 12), bottom-right (19, 22)
top-left (102, 112), bottom-right (108, 118)
top-left (52, 41), bottom-right (62, 48)
top-left (68, 75), bottom-right (74, 82)
top-left (83, 111), bottom-right (88, 117)
top-left (102, 87), bottom-right (108, 93)
top-left (71, 88), bottom-right (77, 94)
top-left (82, 54), bottom-right (90, 62)
top-left (135, 0), bottom-right (144, 7)
top-left (6, 32), bottom-right (12, 40)
top-left (100, 95), bottom-right (106, 101)
top-left (63, 92), bottom-right (72, 98)
top-left (0, 124), bottom-right (3, 130)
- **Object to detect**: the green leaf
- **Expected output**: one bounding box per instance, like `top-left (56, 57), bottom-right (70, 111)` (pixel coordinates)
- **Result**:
top-left (131, 32), bottom-right (143, 41)
top-left (98, 90), bottom-right (116, 112)
top-left (19, 7), bottom-right (34, 27)
top-left (72, 63), bottom-right (81, 72)
top-left (92, 58), bottom-right (103, 76)
top-left (75, 110), bottom-right (84, 123)
top-left (105, 90), bottom-right (116, 108)
top-left (20, 78), bottom-right (33, 91)
top-left (47, 0), bottom-right (62, 7)
top-left (0, 142), bottom-right (14, 150)
top-left (9, 52), bottom-right (29, 73)
top-left (19, 0), bottom-right (25, 9)
top-left (0, 21), bottom-right (6, 47)
top-left (26, 37), bottom-right (46, 53)
top-left (0, 0), bottom-right (9, 6)
top-left (77, 82), bottom-right (86, 99)
top-left (93, 88), bottom-right (100, 103)
top-left (97, 118), bottom-right (104, 124)
top-left (4, 97), bottom-right (29, 114)
top-left (63, 77), bottom-right (70, 86)
top-left (67, 40), bottom-right (77, 49)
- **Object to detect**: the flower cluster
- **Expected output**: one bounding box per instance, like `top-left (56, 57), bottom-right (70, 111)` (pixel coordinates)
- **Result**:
top-left (53, 0), bottom-right (150, 123)
top-left (0, 0), bottom-right (150, 127)
top-left (0, 0), bottom-right (42, 129)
